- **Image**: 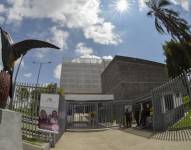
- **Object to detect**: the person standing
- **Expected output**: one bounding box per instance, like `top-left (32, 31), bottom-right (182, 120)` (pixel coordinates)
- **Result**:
top-left (140, 108), bottom-right (147, 128)
top-left (134, 110), bottom-right (140, 126)
top-left (125, 108), bottom-right (132, 128)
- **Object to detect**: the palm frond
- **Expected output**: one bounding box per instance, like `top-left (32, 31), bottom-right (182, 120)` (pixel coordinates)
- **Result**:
top-left (155, 18), bottom-right (165, 33)
top-left (163, 9), bottom-right (178, 16)
top-left (145, 0), bottom-right (155, 8)
top-left (147, 10), bottom-right (154, 16)
top-left (158, 0), bottom-right (171, 8)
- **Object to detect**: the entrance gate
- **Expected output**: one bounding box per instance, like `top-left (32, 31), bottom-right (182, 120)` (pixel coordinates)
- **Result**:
top-left (66, 101), bottom-right (113, 129)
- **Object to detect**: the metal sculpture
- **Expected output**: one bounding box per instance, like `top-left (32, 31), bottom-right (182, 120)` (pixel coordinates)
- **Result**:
top-left (0, 27), bottom-right (59, 108)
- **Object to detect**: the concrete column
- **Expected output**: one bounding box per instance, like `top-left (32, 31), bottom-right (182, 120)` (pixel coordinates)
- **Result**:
top-left (0, 109), bottom-right (23, 150)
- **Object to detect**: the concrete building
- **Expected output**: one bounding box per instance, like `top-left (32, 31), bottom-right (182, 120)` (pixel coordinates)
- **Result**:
top-left (60, 56), bottom-right (168, 129)
top-left (60, 58), bottom-right (110, 94)
top-left (101, 55), bottom-right (168, 100)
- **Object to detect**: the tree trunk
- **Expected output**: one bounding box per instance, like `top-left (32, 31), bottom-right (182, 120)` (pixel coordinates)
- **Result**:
top-left (0, 71), bottom-right (11, 108)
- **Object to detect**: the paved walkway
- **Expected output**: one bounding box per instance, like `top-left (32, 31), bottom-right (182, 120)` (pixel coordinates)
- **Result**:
top-left (52, 129), bottom-right (191, 150)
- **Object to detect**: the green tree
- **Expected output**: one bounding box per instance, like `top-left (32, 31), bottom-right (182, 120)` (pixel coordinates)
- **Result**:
top-left (57, 88), bottom-right (64, 97)
top-left (163, 40), bottom-right (191, 77)
top-left (46, 83), bottom-right (64, 96)
top-left (46, 83), bottom-right (57, 93)
top-left (146, 0), bottom-right (191, 42)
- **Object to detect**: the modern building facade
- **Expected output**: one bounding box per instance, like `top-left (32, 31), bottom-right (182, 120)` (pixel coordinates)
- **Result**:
top-left (60, 56), bottom-right (169, 129)
top-left (101, 55), bottom-right (168, 100)
top-left (60, 58), bottom-right (110, 94)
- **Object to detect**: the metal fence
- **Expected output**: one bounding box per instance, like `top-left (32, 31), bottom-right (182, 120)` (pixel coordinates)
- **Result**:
top-left (152, 70), bottom-right (191, 132)
top-left (10, 83), bottom-right (64, 147)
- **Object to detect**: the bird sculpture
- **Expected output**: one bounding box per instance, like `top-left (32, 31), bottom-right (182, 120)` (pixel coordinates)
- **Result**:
top-left (0, 27), bottom-right (59, 108)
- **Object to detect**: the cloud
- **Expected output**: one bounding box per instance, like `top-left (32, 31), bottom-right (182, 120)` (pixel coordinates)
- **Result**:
top-left (34, 50), bottom-right (46, 59)
top-left (74, 43), bottom-right (113, 63)
top-left (34, 48), bottom-right (53, 59)
top-left (0, 17), bottom-right (5, 24)
top-left (23, 72), bottom-right (32, 78)
top-left (0, 4), bottom-right (6, 13)
top-left (5, 0), bottom-right (102, 27)
top-left (49, 26), bottom-right (69, 50)
top-left (5, 0), bottom-right (121, 45)
top-left (102, 55), bottom-right (113, 60)
top-left (170, 0), bottom-right (190, 11)
top-left (80, 55), bottom-right (113, 60)
top-left (84, 22), bottom-right (122, 45)
top-left (54, 64), bottom-right (62, 79)
top-left (138, 0), bottom-right (147, 12)
top-left (72, 43), bottom-right (102, 63)
top-left (75, 43), bottom-right (93, 57)
top-left (0, 4), bottom-right (6, 24)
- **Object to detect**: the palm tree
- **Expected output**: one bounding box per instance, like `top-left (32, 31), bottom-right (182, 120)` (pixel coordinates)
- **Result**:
top-left (146, 0), bottom-right (191, 42)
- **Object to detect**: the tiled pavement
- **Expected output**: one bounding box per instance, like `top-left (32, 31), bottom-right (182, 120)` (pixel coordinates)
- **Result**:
top-left (152, 129), bottom-right (191, 141)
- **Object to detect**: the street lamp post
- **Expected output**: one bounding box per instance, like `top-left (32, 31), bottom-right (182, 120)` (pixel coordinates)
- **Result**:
top-left (33, 61), bottom-right (52, 86)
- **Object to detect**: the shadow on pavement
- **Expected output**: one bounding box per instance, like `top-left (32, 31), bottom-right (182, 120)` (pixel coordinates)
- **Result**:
top-left (119, 127), bottom-right (154, 138)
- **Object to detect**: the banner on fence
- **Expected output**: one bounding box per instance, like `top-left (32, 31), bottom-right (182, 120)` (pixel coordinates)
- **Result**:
top-left (39, 93), bottom-right (60, 133)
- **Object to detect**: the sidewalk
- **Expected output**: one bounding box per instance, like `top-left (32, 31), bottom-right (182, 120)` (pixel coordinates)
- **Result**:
top-left (51, 129), bottom-right (191, 150)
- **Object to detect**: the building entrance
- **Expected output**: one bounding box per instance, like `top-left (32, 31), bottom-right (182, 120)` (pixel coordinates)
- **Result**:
top-left (66, 101), bottom-right (113, 129)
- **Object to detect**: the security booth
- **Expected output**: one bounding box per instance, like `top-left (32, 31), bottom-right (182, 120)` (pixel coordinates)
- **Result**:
top-left (64, 94), bottom-right (114, 129)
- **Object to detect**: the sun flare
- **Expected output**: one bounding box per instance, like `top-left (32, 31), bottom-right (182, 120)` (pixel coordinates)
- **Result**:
top-left (115, 0), bottom-right (129, 13)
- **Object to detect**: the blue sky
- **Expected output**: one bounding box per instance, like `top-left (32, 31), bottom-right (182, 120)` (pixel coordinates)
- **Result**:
top-left (0, 0), bottom-right (190, 85)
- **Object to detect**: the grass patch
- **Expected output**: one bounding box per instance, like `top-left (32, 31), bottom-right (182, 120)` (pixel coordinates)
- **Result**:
top-left (170, 110), bottom-right (191, 129)
top-left (23, 138), bottom-right (45, 146)
top-left (170, 96), bottom-right (191, 129)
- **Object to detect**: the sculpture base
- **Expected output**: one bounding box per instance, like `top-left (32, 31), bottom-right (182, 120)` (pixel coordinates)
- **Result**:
top-left (0, 109), bottom-right (23, 150)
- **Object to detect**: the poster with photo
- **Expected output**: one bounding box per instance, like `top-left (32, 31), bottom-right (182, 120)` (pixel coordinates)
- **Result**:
top-left (39, 93), bottom-right (60, 133)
